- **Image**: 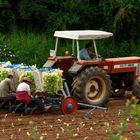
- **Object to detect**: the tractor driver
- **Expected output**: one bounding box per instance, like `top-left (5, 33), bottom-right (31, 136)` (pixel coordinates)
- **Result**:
top-left (79, 43), bottom-right (93, 60)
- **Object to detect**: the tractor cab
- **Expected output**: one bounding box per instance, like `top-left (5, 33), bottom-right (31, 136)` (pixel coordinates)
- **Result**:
top-left (43, 30), bottom-right (113, 76)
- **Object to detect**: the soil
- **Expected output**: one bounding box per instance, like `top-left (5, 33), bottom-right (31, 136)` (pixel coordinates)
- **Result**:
top-left (0, 92), bottom-right (139, 140)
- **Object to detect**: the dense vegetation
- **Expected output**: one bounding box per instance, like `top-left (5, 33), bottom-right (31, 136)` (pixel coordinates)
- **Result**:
top-left (0, 0), bottom-right (139, 67)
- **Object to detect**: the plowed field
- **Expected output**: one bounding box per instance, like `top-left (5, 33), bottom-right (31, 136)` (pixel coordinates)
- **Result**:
top-left (0, 92), bottom-right (139, 140)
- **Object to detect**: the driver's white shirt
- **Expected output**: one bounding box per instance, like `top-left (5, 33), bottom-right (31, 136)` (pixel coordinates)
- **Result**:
top-left (17, 82), bottom-right (30, 92)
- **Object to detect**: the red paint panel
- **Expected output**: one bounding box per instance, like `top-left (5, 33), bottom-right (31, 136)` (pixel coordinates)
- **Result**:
top-left (48, 57), bottom-right (56, 60)
top-left (111, 67), bottom-right (136, 73)
top-left (56, 57), bottom-right (75, 72)
top-left (106, 57), bottom-right (140, 64)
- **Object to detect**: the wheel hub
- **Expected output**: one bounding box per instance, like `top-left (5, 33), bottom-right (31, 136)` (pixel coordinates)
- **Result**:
top-left (86, 80), bottom-right (99, 99)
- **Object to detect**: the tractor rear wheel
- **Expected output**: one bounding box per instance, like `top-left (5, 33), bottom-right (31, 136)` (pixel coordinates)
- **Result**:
top-left (133, 76), bottom-right (140, 98)
top-left (72, 67), bottom-right (111, 106)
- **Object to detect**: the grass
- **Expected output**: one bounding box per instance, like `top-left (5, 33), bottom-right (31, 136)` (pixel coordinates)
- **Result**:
top-left (0, 29), bottom-right (140, 68)
top-left (0, 30), bottom-right (55, 68)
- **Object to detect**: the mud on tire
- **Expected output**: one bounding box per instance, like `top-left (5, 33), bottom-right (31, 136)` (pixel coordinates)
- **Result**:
top-left (72, 66), bottom-right (111, 106)
top-left (133, 76), bottom-right (140, 98)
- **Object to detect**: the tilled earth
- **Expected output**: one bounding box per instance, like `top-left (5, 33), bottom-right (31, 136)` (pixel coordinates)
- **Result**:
top-left (0, 93), bottom-right (139, 140)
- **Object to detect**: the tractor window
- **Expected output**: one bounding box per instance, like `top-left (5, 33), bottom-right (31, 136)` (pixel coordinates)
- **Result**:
top-left (56, 39), bottom-right (72, 56)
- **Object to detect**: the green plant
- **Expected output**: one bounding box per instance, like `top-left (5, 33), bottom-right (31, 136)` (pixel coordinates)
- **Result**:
top-left (0, 29), bottom-right (140, 68)
top-left (0, 29), bottom-right (54, 67)
top-left (104, 120), bottom-right (128, 140)
top-left (43, 69), bottom-right (63, 94)
top-left (64, 127), bottom-right (74, 139)
top-left (27, 121), bottom-right (45, 140)
top-left (0, 68), bottom-right (9, 81)
top-left (104, 97), bottom-right (140, 140)
top-left (125, 97), bottom-right (140, 138)
top-left (0, 44), bottom-right (16, 62)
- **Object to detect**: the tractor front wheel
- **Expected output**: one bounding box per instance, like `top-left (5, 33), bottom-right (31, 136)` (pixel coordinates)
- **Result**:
top-left (133, 76), bottom-right (140, 98)
top-left (72, 67), bottom-right (111, 106)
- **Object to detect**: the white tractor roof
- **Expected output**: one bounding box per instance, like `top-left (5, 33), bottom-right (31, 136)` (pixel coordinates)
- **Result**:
top-left (54, 30), bottom-right (113, 40)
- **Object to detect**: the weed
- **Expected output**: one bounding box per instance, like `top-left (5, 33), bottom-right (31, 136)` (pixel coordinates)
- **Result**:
top-left (104, 97), bottom-right (140, 140)
top-left (27, 121), bottom-right (45, 140)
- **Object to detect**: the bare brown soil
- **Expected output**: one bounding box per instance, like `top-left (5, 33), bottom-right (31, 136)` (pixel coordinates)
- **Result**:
top-left (0, 92), bottom-right (139, 140)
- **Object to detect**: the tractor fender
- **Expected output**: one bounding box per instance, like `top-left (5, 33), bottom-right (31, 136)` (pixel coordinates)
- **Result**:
top-left (68, 63), bottom-right (98, 74)
top-left (68, 63), bottom-right (84, 74)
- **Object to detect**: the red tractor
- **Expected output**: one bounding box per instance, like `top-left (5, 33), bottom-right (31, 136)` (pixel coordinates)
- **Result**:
top-left (43, 30), bottom-right (140, 106)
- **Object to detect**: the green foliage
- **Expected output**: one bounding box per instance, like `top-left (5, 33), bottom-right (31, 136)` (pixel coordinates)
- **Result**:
top-left (125, 97), bottom-right (140, 124)
top-left (0, 30), bottom-right (140, 67)
top-left (64, 127), bottom-right (74, 139)
top-left (18, 0), bottom-right (47, 31)
top-left (0, 44), bottom-right (16, 62)
top-left (0, 68), bottom-right (9, 81)
top-left (0, 0), bottom-right (139, 42)
top-left (27, 121), bottom-right (45, 140)
top-left (100, 0), bottom-right (140, 41)
top-left (104, 120), bottom-right (128, 140)
top-left (0, 0), bottom-right (139, 66)
top-left (111, 41), bottom-right (140, 58)
top-left (43, 70), bottom-right (63, 95)
top-left (111, 42), bottom-right (132, 57)
top-left (43, 0), bottom-right (103, 33)
top-left (0, 0), bottom-right (15, 32)
top-left (0, 29), bottom-right (53, 67)
top-left (104, 97), bottom-right (140, 140)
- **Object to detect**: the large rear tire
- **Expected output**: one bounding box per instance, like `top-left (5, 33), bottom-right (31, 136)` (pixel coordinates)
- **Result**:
top-left (72, 67), bottom-right (111, 106)
top-left (133, 76), bottom-right (140, 98)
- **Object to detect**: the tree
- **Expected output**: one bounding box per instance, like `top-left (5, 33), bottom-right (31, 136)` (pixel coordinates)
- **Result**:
top-left (100, 0), bottom-right (140, 42)
top-left (17, 0), bottom-right (47, 32)
top-left (0, 0), bottom-right (15, 32)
